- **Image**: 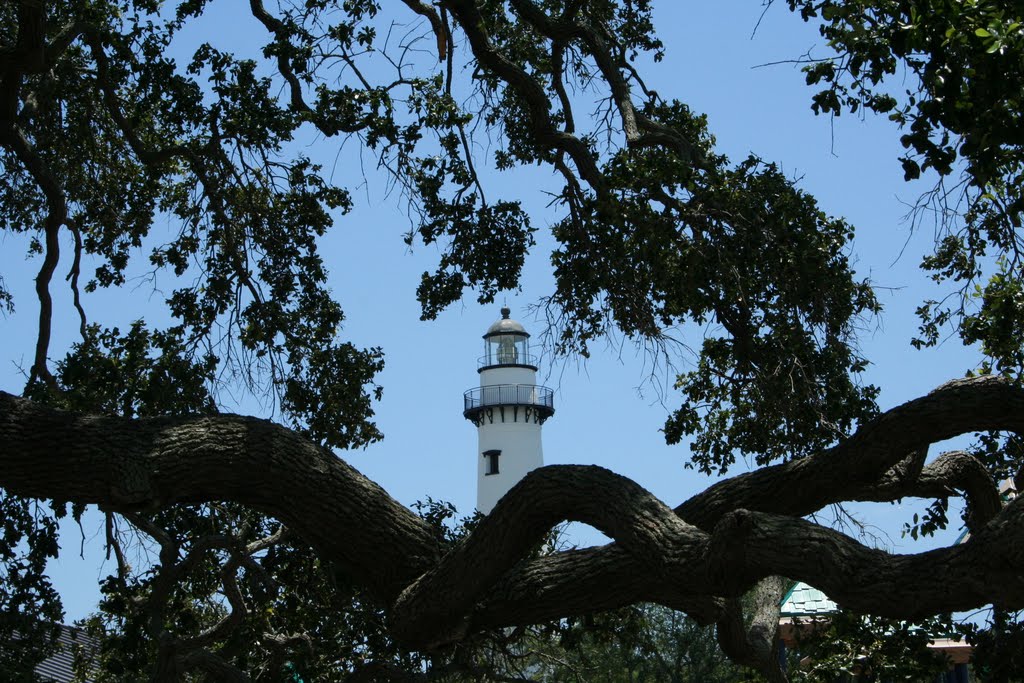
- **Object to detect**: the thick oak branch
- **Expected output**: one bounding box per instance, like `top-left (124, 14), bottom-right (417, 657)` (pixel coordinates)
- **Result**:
top-left (0, 391), bottom-right (437, 601)
top-left (4, 379), bottom-right (1024, 653)
top-left (677, 375), bottom-right (1024, 529)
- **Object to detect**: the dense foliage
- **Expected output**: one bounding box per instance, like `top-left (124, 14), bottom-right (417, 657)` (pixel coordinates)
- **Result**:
top-left (787, 0), bottom-right (1024, 374)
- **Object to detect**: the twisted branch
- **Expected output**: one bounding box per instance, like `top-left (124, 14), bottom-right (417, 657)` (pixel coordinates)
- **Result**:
top-left (675, 374), bottom-right (1020, 529)
top-left (1, 375), bottom-right (1022, 652)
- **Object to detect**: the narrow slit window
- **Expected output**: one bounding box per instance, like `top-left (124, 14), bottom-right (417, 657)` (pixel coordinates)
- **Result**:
top-left (483, 449), bottom-right (501, 475)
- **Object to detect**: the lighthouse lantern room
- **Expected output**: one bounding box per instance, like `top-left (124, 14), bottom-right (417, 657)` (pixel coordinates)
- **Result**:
top-left (464, 308), bottom-right (554, 514)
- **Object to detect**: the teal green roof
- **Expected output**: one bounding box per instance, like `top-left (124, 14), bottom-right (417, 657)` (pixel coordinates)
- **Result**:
top-left (779, 582), bottom-right (838, 617)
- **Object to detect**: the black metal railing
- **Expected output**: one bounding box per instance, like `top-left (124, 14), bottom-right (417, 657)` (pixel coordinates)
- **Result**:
top-left (464, 384), bottom-right (554, 417)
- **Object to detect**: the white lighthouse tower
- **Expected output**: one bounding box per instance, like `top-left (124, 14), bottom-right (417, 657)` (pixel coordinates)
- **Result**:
top-left (463, 308), bottom-right (554, 514)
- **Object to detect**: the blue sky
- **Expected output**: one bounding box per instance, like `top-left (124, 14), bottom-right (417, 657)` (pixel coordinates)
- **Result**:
top-left (0, 0), bottom-right (980, 622)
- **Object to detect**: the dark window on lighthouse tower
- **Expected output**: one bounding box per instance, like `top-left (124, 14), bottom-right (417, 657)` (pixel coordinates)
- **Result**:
top-left (483, 449), bottom-right (501, 475)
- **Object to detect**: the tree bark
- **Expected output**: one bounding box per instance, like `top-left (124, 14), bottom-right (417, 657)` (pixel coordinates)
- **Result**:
top-left (0, 391), bottom-right (438, 602)
top-left (2, 375), bottom-right (1024, 650)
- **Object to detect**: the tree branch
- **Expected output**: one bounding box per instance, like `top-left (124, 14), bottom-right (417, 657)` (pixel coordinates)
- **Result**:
top-left (847, 449), bottom-right (1001, 530)
top-left (398, 0), bottom-right (448, 61)
top-left (0, 122), bottom-right (68, 388)
top-left (3, 376), bottom-right (1024, 652)
top-left (506, 0), bottom-right (705, 164)
top-left (392, 465), bottom-right (707, 647)
top-left (442, 0), bottom-right (605, 190)
top-left (80, 31), bottom-right (190, 167)
top-left (0, 392), bottom-right (438, 602)
top-left (676, 375), bottom-right (1024, 529)
top-left (247, 0), bottom-right (377, 135)
top-left (715, 577), bottom-right (789, 682)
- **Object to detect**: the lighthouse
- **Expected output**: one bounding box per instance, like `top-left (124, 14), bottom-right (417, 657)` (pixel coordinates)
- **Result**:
top-left (463, 308), bottom-right (555, 514)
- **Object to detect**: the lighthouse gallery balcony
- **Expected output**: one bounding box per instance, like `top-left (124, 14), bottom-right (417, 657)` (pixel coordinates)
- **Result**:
top-left (463, 384), bottom-right (555, 422)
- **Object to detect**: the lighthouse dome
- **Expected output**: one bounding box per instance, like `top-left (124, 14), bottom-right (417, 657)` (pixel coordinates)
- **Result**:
top-left (484, 307), bottom-right (528, 337)
top-left (478, 307), bottom-right (535, 370)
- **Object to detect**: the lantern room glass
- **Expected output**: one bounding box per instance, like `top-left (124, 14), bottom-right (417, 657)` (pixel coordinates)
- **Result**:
top-left (484, 333), bottom-right (529, 366)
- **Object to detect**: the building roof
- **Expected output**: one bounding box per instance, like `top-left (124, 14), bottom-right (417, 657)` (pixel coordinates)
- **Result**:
top-left (34, 624), bottom-right (97, 683)
top-left (779, 582), bottom-right (838, 617)
top-left (777, 581), bottom-right (971, 662)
